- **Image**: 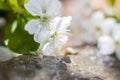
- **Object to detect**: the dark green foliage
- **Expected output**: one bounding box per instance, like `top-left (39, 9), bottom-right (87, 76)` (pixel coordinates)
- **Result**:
top-left (0, 0), bottom-right (39, 55)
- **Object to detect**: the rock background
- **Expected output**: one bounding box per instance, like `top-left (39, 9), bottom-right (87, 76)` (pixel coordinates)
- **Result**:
top-left (0, 46), bottom-right (120, 80)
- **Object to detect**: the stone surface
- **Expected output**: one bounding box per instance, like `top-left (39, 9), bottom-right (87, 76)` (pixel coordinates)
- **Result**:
top-left (67, 46), bottom-right (120, 80)
top-left (0, 55), bottom-right (72, 80)
top-left (0, 46), bottom-right (120, 80)
top-left (0, 46), bottom-right (15, 61)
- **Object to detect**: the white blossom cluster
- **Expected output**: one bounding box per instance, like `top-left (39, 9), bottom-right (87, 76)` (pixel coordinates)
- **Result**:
top-left (89, 11), bottom-right (120, 60)
top-left (68, 0), bottom-right (120, 61)
top-left (24, 0), bottom-right (72, 56)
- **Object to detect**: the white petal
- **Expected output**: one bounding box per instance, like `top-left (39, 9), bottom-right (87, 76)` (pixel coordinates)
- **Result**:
top-left (91, 11), bottom-right (105, 26)
top-left (111, 24), bottom-right (120, 40)
top-left (25, 19), bottom-right (40, 34)
top-left (42, 42), bottom-right (55, 56)
top-left (50, 17), bottom-right (61, 31)
top-left (50, 16), bottom-right (72, 32)
top-left (59, 16), bottom-right (72, 30)
top-left (56, 35), bottom-right (68, 49)
top-left (101, 18), bottom-right (116, 35)
top-left (46, 0), bottom-right (62, 19)
top-left (97, 35), bottom-right (115, 55)
top-left (34, 30), bottom-right (50, 43)
top-left (24, 0), bottom-right (42, 16)
top-left (41, 35), bottom-right (68, 55)
top-left (105, 7), bottom-right (115, 16)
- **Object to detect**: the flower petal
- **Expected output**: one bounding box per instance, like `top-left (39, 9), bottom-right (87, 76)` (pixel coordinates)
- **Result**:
top-left (25, 19), bottom-right (40, 34)
top-left (34, 30), bottom-right (50, 43)
top-left (59, 16), bottom-right (72, 30)
top-left (49, 17), bottom-right (61, 31)
top-left (111, 24), bottom-right (120, 40)
top-left (97, 35), bottom-right (115, 55)
top-left (49, 16), bottom-right (72, 32)
top-left (101, 18), bottom-right (116, 35)
top-left (54, 35), bottom-right (68, 49)
top-left (42, 35), bottom-right (68, 56)
top-left (91, 11), bottom-right (105, 26)
top-left (24, 0), bottom-right (42, 16)
top-left (42, 42), bottom-right (55, 56)
top-left (46, 0), bottom-right (62, 19)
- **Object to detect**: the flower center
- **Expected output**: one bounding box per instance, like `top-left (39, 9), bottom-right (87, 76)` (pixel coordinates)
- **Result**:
top-left (51, 32), bottom-right (57, 38)
top-left (96, 26), bottom-right (101, 31)
top-left (115, 41), bottom-right (120, 46)
top-left (41, 16), bottom-right (50, 23)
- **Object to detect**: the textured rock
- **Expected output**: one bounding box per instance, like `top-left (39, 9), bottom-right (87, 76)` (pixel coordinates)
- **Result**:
top-left (1, 46), bottom-right (120, 80)
top-left (0, 55), bottom-right (72, 80)
top-left (68, 46), bottom-right (120, 80)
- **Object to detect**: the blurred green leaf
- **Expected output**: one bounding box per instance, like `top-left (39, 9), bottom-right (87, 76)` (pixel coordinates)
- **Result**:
top-left (108, 0), bottom-right (116, 6)
top-left (18, 0), bottom-right (28, 6)
top-left (0, 0), bottom-right (40, 55)
top-left (4, 15), bottom-right (39, 55)
top-left (0, 0), bottom-right (11, 10)
top-left (7, 0), bottom-right (19, 11)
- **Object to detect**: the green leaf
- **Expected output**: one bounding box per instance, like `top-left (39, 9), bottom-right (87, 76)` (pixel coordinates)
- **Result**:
top-left (7, 0), bottom-right (20, 11)
top-left (0, 0), bottom-right (11, 11)
top-left (108, 0), bottom-right (116, 6)
top-left (4, 16), bottom-right (39, 55)
top-left (18, 0), bottom-right (28, 6)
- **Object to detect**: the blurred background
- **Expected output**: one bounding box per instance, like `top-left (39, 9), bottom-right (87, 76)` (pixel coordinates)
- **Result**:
top-left (61, 0), bottom-right (120, 46)
top-left (0, 0), bottom-right (120, 57)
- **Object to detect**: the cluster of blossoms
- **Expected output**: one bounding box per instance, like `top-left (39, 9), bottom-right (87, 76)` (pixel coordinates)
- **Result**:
top-left (71, 0), bottom-right (120, 60)
top-left (87, 11), bottom-right (120, 60)
top-left (24, 0), bottom-right (72, 56)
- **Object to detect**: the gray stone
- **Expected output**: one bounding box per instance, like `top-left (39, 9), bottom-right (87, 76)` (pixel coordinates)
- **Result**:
top-left (0, 55), bottom-right (72, 80)
top-left (68, 46), bottom-right (120, 80)
top-left (0, 46), bottom-right (14, 61)
top-left (2, 46), bottom-right (120, 80)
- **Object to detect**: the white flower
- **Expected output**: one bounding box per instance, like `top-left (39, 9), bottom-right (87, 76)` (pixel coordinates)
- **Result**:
top-left (111, 24), bottom-right (120, 41)
top-left (90, 10), bottom-right (115, 33)
top-left (100, 18), bottom-right (116, 35)
top-left (97, 35), bottom-right (115, 55)
top-left (89, 11), bottom-right (105, 42)
top-left (89, 11), bottom-right (120, 60)
top-left (91, 11), bottom-right (105, 27)
top-left (36, 16), bottom-right (72, 55)
top-left (89, 11), bottom-right (117, 44)
top-left (84, 11), bottom-right (105, 44)
top-left (104, 7), bottom-right (115, 16)
top-left (111, 24), bottom-right (120, 60)
top-left (96, 23), bottom-right (120, 61)
top-left (24, 0), bottom-right (72, 55)
top-left (91, 11), bottom-right (116, 35)
top-left (24, 0), bottom-right (62, 35)
top-left (24, 0), bottom-right (62, 19)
